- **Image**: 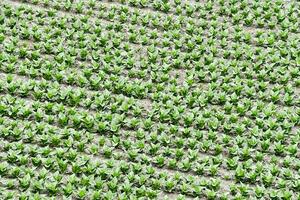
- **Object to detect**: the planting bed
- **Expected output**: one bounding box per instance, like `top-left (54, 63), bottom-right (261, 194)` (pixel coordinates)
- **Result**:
top-left (0, 0), bottom-right (299, 199)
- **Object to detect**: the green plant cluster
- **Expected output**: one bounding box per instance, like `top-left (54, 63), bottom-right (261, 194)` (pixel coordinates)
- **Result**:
top-left (0, 0), bottom-right (299, 199)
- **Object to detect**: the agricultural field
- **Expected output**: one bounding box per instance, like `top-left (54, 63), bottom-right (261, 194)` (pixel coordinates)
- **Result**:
top-left (0, 0), bottom-right (299, 199)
